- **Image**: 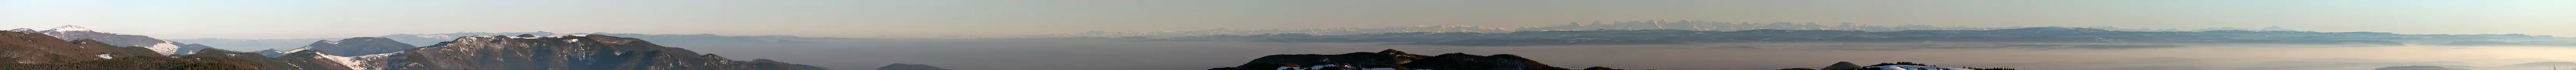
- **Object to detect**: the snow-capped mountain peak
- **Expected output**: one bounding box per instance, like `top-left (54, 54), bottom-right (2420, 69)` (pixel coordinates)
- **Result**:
top-left (47, 25), bottom-right (91, 32)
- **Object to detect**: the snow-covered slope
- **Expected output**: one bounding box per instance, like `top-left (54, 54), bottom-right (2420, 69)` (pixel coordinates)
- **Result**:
top-left (344, 52), bottom-right (399, 70)
top-left (274, 49), bottom-right (399, 70)
top-left (308, 52), bottom-right (364, 70)
top-left (309, 52), bottom-right (399, 70)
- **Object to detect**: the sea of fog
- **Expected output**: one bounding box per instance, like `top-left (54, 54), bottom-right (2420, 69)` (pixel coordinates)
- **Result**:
top-left (662, 39), bottom-right (2576, 70)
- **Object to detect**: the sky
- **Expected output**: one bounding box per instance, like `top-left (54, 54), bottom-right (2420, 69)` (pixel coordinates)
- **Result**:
top-left (4, 0), bottom-right (2572, 39)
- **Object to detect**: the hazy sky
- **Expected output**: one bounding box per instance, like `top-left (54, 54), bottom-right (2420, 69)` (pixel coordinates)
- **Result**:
top-left (5, 0), bottom-right (2572, 39)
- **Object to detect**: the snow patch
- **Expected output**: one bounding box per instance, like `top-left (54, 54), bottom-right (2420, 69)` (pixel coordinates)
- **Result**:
top-left (95, 54), bottom-right (113, 59)
top-left (147, 41), bottom-right (181, 54)
top-left (565, 39), bottom-right (580, 42)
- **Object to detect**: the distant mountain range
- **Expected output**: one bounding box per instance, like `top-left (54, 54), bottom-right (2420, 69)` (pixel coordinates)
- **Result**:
top-left (176, 31), bottom-right (863, 50)
top-left (3, 26), bottom-right (832, 70)
top-left (0, 30), bottom-right (261, 70)
top-left (2438, 41), bottom-right (2576, 47)
top-left (2373, 61), bottom-right (2576, 70)
top-left (251, 37), bottom-right (416, 58)
top-left (1157, 27), bottom-right (2568, 46)
top-left (876, 63), bottom-right (955, 70)
top-left (370, 34), bottom-right (829, 70)
top-left (1204, 49), bottom-right (1648, 70)
top-left (10, 25), bottom-right (216, 55)
top-left (1030, 20), bottom-right (2307, 38)
top-left (1778, 62), bottom-right (2021, 70)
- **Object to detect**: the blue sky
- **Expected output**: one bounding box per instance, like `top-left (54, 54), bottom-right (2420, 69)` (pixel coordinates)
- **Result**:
top-left (5, 0), bottom-right (2571, 39)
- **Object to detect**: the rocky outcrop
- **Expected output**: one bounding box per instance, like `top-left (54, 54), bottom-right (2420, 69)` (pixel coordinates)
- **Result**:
top-left (875, 63), bottom-right (956, 70)
top-left (1205, 49), bottom-right (1645, 70)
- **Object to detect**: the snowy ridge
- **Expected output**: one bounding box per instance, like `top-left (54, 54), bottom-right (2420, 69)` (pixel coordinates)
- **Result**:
top-left (45, 25), bottom-right (90, 32)
top-left (6, 28), bottom-right (31, 32)
top-left (279, 47), bottom-right (309, 53)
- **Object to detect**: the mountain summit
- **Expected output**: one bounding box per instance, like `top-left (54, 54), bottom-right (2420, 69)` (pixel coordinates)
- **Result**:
top-left (43, 25), bottom-right (91, 32)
